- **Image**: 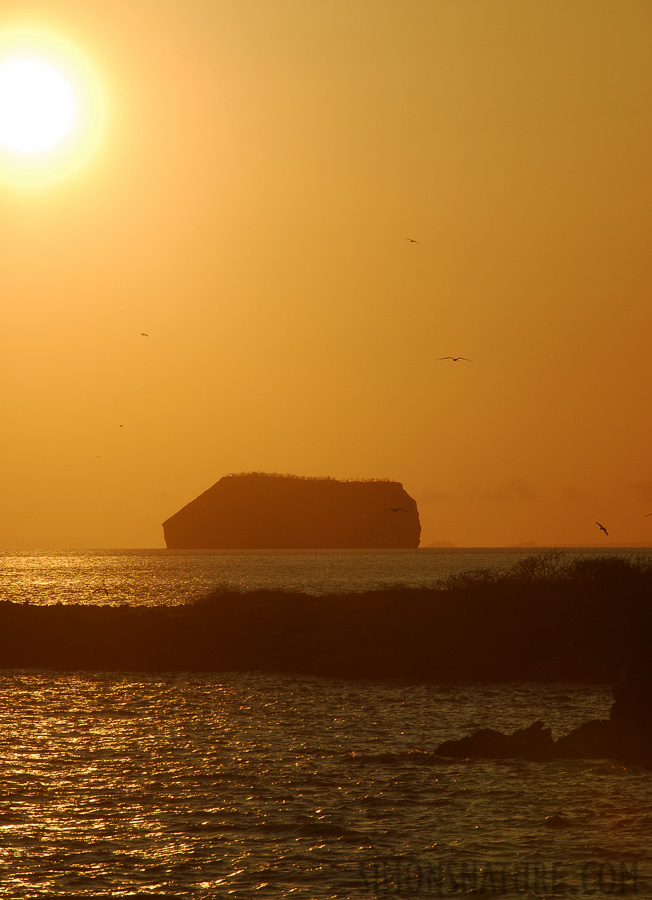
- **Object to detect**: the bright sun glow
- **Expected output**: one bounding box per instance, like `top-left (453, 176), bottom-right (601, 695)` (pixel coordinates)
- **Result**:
top-left (0, 30), bottom-right (104, 184)
top-left (0, 58), bottom-right (76, 153)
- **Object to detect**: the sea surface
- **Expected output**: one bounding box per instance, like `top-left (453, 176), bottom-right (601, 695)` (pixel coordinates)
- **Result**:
top-left (0, 548), bottom-right (650, 899)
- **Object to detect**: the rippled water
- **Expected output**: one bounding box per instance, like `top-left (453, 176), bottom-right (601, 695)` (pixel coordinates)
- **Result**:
top-left (0, 672), bottom-right (649, 899)
top-left (1, 550), bottom-right (650, 898)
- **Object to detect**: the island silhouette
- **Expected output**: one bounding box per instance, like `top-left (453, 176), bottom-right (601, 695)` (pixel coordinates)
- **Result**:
top-left (162, 472), bottom-right (421, 549)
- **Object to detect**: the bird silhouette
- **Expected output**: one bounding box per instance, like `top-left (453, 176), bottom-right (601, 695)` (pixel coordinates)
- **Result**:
top-left (439, 356), bottom-right (472, 362)
top-left (406, 238), bottom-right (419, 243)
top-left (596, 522), bottom-right (609, 536)
top-left (386, 507), bottom-right (409, 513)
top-left (140, 332), bottom-right (149, 337)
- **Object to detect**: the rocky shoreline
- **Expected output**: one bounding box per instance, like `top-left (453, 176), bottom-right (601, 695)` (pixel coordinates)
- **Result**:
top-left (434, 671), bottom-right (652, 767)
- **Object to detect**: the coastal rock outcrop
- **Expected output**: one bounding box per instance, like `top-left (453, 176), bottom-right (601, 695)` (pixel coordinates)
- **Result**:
top-left (435, 721), bottom-right (557, 761)
top-left (162, 473), bottom-right (421, 549)
top-left (434, 672), bottom-right (652, 767)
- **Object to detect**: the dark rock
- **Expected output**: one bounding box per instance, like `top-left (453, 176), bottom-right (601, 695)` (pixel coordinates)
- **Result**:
top-left (436, 674), bottom-right (652, 767)
top-left (435, 728), bottom-right (511, 759)
top-left (555, 719), bottom-right (616, 760)
top-left (510, 720), bottom-right (557, 760)
top-left (162, 473), bottom-right (421, 549)
top-left (610, 672), bottom-right (652, 730)
top-left (609, 671), bottom-right (652, 766)
top-left (435, 721), bottom-right (556, 761)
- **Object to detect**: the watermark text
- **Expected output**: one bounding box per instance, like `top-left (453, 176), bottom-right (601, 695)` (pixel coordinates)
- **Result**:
top-left (358, 858), bottom-right (640, 895)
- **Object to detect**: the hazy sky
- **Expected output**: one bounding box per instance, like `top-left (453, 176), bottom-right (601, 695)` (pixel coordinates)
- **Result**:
top-left (2, 1), bottom-right (651, 548)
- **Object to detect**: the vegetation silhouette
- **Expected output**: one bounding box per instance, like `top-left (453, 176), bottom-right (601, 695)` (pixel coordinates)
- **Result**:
top-left (0, 552), bottom-right (650, 690)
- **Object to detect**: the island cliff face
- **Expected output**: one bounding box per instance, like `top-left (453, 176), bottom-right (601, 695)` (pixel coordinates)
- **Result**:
top-left (162, 473), bottom-right (421, 549)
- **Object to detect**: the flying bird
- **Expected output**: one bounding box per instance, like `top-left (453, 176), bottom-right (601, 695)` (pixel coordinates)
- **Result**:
top-left (439, 357), bottom-right (472, 362)
top-left (386, 507), bottom-right (409, 513)
top-left (406, 238), bottom-right (419, 243)
top-left (596, 522), bottom-right (609, 536)
top-left (140, 332), bottom-right (149, 337)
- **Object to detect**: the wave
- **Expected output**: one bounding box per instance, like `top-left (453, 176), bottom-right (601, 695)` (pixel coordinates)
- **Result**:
top-left (343, 749), bottom-right (453, 765)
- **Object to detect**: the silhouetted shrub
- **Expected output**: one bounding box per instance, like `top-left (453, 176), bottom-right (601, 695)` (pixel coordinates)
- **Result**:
top-left (0, 552), bottom-right (650, 680)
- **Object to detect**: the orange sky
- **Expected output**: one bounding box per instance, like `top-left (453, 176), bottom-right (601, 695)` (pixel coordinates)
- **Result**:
top-left (2, 0), bottom-right (652, 549)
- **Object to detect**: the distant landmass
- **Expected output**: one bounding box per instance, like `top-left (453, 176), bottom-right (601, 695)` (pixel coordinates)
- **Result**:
top-left (162, 473), bottom-right (421, 549)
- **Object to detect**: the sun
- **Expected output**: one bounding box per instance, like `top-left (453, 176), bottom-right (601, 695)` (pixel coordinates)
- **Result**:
top-left (0, 58), bottom-right (76, 153)
top-left (0, 30), bottom-right (104, 184)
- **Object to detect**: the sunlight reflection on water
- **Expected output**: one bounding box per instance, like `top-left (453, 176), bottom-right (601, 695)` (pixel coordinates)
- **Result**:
top-left (0, 671), bottom-right (649, 898)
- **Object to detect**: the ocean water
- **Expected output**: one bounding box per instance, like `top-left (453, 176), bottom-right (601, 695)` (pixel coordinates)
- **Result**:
top-left (0, 548), bottom-right (650, 898)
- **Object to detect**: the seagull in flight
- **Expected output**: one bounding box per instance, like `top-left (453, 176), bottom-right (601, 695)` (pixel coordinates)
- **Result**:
top-left (386, 507), bottom-right (409, 513)
top-left (596, 522), bottom-right (609, 536)
top-left (439, 356), bottom-right (472, 362)
top-left (406, 238), bottom-right (419, 243)
top-left (140, 332), bottom-right (149, 337)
